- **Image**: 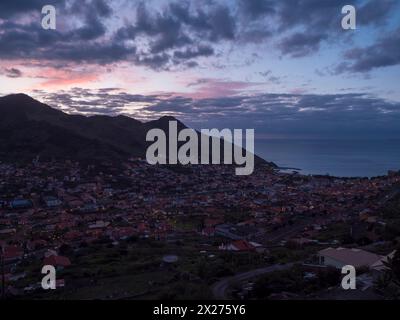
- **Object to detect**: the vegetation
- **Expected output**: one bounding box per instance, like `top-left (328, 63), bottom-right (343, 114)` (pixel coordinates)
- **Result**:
top-left (251, 265), bottom-right (340, 299)
top-left (23, 235), bottom-right (267, 300)
top-left (375, 248), bottom-right (400, 299)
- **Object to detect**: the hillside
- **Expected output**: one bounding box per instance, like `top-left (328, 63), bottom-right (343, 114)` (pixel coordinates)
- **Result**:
top-left (0, 94), bottom-right (273, 167)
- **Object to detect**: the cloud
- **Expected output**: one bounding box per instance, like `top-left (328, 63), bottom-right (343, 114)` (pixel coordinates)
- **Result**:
top-left (173, 45), bottom-right (214, 60)
top-left (185, 78), bottom-right (263, 99)
top-left (91, 0), bottom-right (112, 17)
top-left (239, 0), bottom-right (276, 18)
top-left (0, 0), bottom-right (398, 72)
top-left (357, 0), bottom-right (397, 26)
top-left (1, 67), bottom-right (23, 78)
top-left (35, 88), bottom-right (400, 138)
top-left (114, 1), bottom-right (236, 69)
top-left (278, 32), bottom-right (328, 58)
top-left (37, 88), bottom-right (163, 116)
top-left (0, 19), bottom-right (133, 64)
top-left (336, 27), bottom-right (400, 73)
top-left (0, 0), bottom-right (67, 18)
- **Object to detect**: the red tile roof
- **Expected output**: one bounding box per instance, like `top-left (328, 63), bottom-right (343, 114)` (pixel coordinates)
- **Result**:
top-left (43, 255), bottom-right (71, 267)
top-left (232, 240), bottom-right (255, 251)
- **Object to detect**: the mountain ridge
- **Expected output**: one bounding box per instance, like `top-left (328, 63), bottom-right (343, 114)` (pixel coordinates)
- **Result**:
top-left (0, 94), bottom-right (275, 167)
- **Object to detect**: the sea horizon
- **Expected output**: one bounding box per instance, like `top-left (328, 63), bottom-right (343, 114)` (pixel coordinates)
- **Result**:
top-left (255, 138), bottom-right (400, 178)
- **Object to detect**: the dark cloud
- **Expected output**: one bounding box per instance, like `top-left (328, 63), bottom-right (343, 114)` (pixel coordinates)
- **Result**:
top-left (259, 70), bottom-right (271, 78)
top-left (206, 5), bottom-right (236, 41)
top-left (336, 28), bottom-right (400, 73)
top-left (38, 89), bottom-right (400, 138)
top-left (275, 0), bottom-right (396, 31)
top-left (239, 0), bottom-right (276, 18)
top-left (357, 0), bottom-right (397, 26)
top-left (114, 1), bottom-right (236, 69)
top-left (268, 76), bottom-right (281, 84)
top-left (0, 1), bottom-right (233, 70)
top-left (91, 0), bottom-right (112, 17)
top-left (0, 0), bottom-right (66, 18)
top-left (173, 45), bottom-right (214, 60)
top-left (0, 11), bottom-right (132, 64)
top-left (1, 67), bottom-right (23, 78)
top-left (278, 32), bottom-right (327, 58)
top-left (0, 0), bottom-right (398, 72)
top-left (72, 12), bottom-right (107, 40)
top-left (133, 2), bottom-right (192, 54)
top-left (133, 53), bottom-right (170, 70)
top-left (252, 0), bottom-right (398, 60)
top-left (276, 0), bottom-right (350, 31)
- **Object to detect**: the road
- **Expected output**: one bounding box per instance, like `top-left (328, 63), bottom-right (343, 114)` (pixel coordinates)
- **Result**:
top-left (212, 263), bottom-right (293, 300)
top-left (264, 221), bottom-right (310, 243)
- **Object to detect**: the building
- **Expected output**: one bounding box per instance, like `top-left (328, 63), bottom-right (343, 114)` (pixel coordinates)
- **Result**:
top-left (3, 245), bottom-right (24, 263)
top-left (43, 196), bottom-right (62, 208)
top-left (43, 255), bottom-right (71, 268)
top-left (219, 240), bottom-right (262, 252)
top-left (215, 224), bottom-right (261, 240)
top-left (318, 247), bottom-right (382, 269)
top-left (10, 199), bottom-right (32, 209)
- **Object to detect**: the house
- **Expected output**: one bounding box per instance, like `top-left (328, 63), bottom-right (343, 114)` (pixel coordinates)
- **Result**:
top-left (10, 199), bottom-right (32, 209)
top-left (219, 240), bottom-right (258, 252)
top-left (0, 228), bottom-right (16, 235)
top-left (111, 227), bottom-right (136, 240)
top-left (137, 222), bottom-right (149, 233)
top-left (78, 203), bottom-right (102, 214)
top-left (289, 237), bottom-right (315, 247)
top-left (3, 245), bottom-right (24, 263)
top-left (43, 255), bottom-right (71, 268)
top-left (63, 231), bottom-right (83, 241)
top-left (26, 240), bottom-right (47, 251)
top-left (44, 249), bottom-right (58, 258)
top-left (204, 218), bottom-right (223, 228)
top-left (201, 227), bottom-right (215, 237)
top-left (43, 196), bottom-right (62, 208)
top-left (317, 247), bottom-right (382, 269)
top-left (88, 220), bottom-right (110, 229)
top-left (215, 224), bottom-right (261, 240)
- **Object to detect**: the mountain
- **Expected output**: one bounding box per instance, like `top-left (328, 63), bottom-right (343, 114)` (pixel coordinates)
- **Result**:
top-left (0, 94), bottom-right (274, 167)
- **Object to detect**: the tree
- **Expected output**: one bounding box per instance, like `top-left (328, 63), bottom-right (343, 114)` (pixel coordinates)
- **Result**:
top-left (377, 249), bottom-right (400, 299)
top-left (59, 243), bottom-right (72, 255)
top-left (383, 249), bottom-right (400, 287)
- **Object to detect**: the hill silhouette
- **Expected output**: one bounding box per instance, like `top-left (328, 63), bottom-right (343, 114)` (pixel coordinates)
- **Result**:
top-left (0, 94), bottom-right (274, 167)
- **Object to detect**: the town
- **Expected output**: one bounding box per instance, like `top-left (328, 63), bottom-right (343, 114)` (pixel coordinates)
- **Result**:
top-left (146, 121), bottom-right (255, 175)
top-left (0, 158), bottom-right (399, 299)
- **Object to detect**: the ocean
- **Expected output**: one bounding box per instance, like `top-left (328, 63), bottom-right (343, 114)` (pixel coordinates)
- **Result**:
top-left (255, 139), bottom-right (400, 178)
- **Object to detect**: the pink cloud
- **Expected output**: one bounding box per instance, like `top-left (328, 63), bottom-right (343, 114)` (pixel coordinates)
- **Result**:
top-left (33, 68), bottom-right (99, 89)
top-left (184, 78), bottom-right (263, 99)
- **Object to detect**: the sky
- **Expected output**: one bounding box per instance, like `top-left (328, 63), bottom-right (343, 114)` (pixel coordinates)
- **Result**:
top-left (0, 0), bottom-right (400, 139)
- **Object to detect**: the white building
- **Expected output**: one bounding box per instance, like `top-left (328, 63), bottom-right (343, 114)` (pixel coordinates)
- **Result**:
top-left (318, 247), bottom-right (383, 269)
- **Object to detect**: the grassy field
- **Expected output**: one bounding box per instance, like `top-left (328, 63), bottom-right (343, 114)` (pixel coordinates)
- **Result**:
top-left (24, 235), bottom-right (269, 300)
